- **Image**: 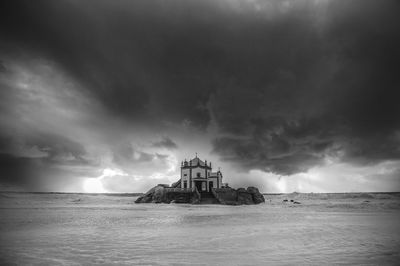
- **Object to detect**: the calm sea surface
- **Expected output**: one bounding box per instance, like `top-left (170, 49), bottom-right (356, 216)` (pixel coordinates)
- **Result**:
top-left (1, 192), bottom-right (399, 265)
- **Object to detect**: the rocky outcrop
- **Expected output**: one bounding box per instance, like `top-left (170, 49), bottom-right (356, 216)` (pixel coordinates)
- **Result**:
top-left (135, 184), bottom-right (265, 205)
top-left (247, 186), bottom-right (265, 204)
top-left (152, 186), bottom-right (167, 203)
top-left (211, 188), bottom-right (239, 205)
top-left (237, 188), bottom-right (254, 205)
top-left (135, 186), bottom-right (157, 203)
top-left (212, 187), bottom-right (265, 205)
top-left (135, 185), bottom-right (200, 204)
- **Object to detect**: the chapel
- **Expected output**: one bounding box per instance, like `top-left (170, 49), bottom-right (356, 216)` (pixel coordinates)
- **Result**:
top-left (180, 155), bottom-right (223, 192)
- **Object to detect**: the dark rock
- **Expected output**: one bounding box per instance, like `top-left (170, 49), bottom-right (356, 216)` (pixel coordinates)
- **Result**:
top-left (136, 184), bottom-right (264, 205)
top-left (134, 186), bottom-right (156, 203)
top-left (237, 188), bottom-right (254, 205)
top-left (212, 187), bottom-right (264, 205)
top-left (293, 201), bottom-right (301, 204)
top-left (247, 187), bottom-right (265, 204)
top-left (290, 199), bottom-right (294, 202)
top-left (134, 196), bottom-right (144, 203)
top-left (134, 193), bottom-right (152, 203)
top-left (135, 185), bottom-right (200, 204)
top-left (212, 188), bottom-right (238, 205)
top-left (283, 199), bottom-right (288, 202)
top-left (152, 186), bottom-right (167, 203)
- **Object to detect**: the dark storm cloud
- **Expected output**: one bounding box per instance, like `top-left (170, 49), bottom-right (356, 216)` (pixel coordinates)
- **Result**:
top-left (210, 0), bottom-right (400, 174)
top-left (25, 133), bottom-right (87, 162)
top-left (111, 142), bottom-right (172, 175)
top-left (0, 61), bottom-right (6, 72)
top-left (112, 143), bottom-right (154, 165)
top-left (212, 116), bottom-right (334, 175)
top-left (1, 0), bottom-right (400, 182)
top-left (0, 129), bottom-right (88, 160)
top-left (152, 137), bottom-right (178, 149)
top-left (0, 0), bottom-right (222, 126)
top-left (0, 153), bottom-right (99, 191)
top-left (0, 132), bottom-right (98, 190)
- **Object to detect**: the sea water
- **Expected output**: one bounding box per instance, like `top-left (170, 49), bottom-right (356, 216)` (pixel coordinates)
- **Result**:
top-left (0, 192), bottom-right (399, 265)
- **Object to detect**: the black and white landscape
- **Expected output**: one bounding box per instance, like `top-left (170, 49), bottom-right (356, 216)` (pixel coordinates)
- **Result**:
top-left (1, 0), bottom-right (400, 265)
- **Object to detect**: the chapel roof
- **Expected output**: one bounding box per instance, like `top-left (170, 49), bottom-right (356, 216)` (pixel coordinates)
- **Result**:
top-left (189, 157), bottom-right (205, 166)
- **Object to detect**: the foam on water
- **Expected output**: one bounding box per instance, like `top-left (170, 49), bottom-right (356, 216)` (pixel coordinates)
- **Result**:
top-left (1, 192), bottom-right (399, 265)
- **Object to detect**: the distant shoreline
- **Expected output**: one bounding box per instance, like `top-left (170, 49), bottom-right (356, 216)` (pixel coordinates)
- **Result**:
top-left (263, 192), bottom-right (400, 195)
top-left (1, 191), bottom-right (400, 196)
top-left (0, 191), bottom-right (143, 197)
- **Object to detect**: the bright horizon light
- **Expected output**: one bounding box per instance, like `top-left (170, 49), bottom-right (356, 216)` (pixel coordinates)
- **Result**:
top-left (83, 168), bottom-right (128, 193)
top-left (83, 177), bottom-right (107, 193)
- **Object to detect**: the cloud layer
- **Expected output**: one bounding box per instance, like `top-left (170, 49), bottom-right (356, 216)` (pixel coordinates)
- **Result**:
top-left (1, 0), bottom-right (399, 191)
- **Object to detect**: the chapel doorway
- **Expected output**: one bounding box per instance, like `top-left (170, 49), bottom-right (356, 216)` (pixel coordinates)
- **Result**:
top-left (195, 181), bottom-right (203, 192)
top-left (208, 181), bottom-right (213, 192)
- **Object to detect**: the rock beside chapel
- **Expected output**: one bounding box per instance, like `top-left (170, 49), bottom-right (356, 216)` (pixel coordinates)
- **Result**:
top-left (135, 184), bottom-right (200, 204)
top-left (212, 187), bottom-right (265, 205)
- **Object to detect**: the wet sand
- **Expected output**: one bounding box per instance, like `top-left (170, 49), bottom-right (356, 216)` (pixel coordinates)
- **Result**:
top-left (1, 192), bottom-right (399, 265)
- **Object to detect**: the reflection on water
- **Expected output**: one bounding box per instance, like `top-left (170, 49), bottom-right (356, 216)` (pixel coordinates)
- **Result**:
top-left (0, 192), bottom-right (400, 265)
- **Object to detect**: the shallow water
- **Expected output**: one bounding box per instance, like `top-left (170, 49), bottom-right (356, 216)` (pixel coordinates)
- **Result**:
top-left (1, 192), bottom-right (399, 265)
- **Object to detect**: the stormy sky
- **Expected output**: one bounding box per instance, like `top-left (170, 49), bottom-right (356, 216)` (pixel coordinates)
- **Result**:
top-left (1, 0), bottom-right (400, 193)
